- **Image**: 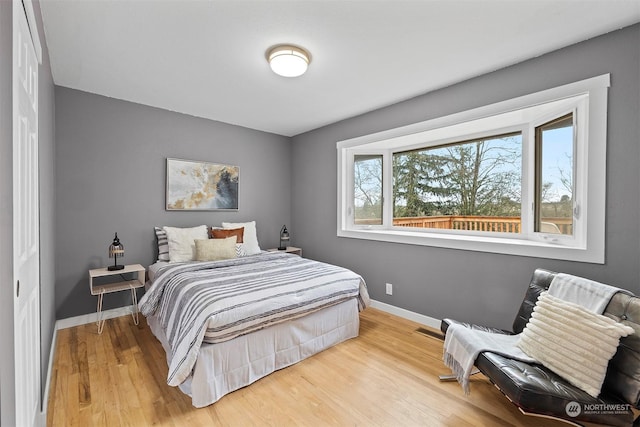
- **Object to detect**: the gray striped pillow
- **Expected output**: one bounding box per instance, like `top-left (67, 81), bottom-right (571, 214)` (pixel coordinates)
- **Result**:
top-left (154, 226), bottom-right (170, 262)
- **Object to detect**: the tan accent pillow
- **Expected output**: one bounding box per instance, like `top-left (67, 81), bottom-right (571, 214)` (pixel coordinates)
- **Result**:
top-left (517, 292), bottom-right (634, 397)
top-left (195, 237), bottom-right (237, 261)
top-left (210, 227), bottom-right (244, 243)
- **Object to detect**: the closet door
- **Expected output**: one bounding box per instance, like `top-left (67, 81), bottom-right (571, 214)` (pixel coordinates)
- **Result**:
top-left (13, 2), bottom-right (41, 426)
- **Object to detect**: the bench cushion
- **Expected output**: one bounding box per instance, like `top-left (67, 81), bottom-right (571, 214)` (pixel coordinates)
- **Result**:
top-left (477, 352), bottom-right (634, 427)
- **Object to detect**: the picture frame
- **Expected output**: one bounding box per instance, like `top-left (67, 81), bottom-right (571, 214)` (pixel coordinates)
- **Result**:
top-left (166, 158), bottom-right (239, 211)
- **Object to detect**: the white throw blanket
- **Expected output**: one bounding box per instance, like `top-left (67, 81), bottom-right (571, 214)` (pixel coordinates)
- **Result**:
top-left (442, 323), bottom-right (535, 395)
top-left (548, 273), bottom-right (633, 313)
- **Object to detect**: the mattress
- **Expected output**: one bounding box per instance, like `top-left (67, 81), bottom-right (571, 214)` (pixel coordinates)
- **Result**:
top-left (147, 298), bottom-right (359, 407)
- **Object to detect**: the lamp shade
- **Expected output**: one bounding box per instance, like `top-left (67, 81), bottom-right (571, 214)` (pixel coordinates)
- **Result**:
top-left (267, 45), bottom-right (310, 77)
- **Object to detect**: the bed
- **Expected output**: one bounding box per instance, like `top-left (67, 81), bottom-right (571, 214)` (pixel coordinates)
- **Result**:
top-left (139, 248), bottom-right (370, 408)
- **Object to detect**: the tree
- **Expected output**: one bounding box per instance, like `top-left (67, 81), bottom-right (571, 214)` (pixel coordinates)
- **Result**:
top-left (393, 135), bottom-right (522, 218)
top-left (440, 137), bottom-right (521, 216)
top-left (354, 155), bottom-right (383, 222)
top-left (392, 151), bottom-right (450, 217)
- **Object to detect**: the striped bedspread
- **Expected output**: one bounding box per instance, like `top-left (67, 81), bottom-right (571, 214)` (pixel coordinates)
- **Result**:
top-left (139, 251), bottom-right (370, 386)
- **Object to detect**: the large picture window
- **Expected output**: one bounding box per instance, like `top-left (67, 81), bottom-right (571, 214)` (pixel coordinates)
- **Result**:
top-left (337, 75), bottom-right (609, 263)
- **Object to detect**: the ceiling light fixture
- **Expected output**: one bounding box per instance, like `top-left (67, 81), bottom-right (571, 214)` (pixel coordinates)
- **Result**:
top-left (267, 45), bottom-right (311, 78)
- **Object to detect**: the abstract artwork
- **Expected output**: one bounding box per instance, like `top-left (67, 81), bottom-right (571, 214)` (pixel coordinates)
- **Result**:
top-left (166, 158), bottom-right (239, 210)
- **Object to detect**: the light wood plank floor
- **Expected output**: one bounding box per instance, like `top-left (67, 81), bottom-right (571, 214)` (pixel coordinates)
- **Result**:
top-left (47, 308), bottom-right (571, 426)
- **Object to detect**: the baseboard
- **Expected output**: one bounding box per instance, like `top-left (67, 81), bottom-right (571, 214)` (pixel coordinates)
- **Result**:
top-left (40, 327), bottom-right (58, 423)
top-left (370, 299), bottom-right (441, 329)
top-left (55, 305), bottom-right (136, 330)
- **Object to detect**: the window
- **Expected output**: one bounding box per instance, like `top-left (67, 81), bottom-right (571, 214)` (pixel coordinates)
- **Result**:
top-left (535, 114), bottom-right (574, 236)
top-left (337, 75), bottom-right (609, 263)
top-left (393, 132), bottom-right (523, 233)
top-left (354, 154), bottom-right (383, 225)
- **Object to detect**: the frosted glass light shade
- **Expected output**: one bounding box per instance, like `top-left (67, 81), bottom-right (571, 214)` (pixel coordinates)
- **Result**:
top-left (267, 45), bottom-right (310, 77)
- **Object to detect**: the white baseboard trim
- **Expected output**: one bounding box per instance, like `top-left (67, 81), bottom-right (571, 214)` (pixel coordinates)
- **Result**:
top-left (55, 305), bottom-right (136, 330)
top-left (370, 299), bottom-right (441, 329)
top-left (41, 327), bottom-right (58, 423)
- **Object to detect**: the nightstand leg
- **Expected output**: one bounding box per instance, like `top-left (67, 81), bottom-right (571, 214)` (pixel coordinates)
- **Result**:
top-left (130, 286), bottom-right (139, 325)
top-left (96, 291), bottom-right (105, 334)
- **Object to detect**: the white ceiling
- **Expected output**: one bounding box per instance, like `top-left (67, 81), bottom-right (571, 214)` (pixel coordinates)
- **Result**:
top-left (40, 1), bottom-right (640, 137)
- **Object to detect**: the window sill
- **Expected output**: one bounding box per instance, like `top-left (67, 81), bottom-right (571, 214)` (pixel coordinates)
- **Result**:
top-left (337, 228), bottom-right (603, 264)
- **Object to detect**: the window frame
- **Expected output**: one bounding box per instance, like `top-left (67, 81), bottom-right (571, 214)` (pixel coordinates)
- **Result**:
top-left (337, 74), bottom-right (609, 263)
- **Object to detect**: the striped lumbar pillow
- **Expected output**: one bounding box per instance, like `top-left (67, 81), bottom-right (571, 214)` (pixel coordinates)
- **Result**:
top-left (154, 226), bottom-right (170, 262)
top-left (517, 291), bottom-right (634, 397)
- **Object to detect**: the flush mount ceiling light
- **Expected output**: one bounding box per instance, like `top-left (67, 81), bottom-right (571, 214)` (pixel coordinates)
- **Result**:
top-left (266, 45), bottom-right (311, 77)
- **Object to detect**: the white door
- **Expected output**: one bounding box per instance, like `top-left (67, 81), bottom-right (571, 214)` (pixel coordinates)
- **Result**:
top-left (13, 2), bottom-right (41, 426)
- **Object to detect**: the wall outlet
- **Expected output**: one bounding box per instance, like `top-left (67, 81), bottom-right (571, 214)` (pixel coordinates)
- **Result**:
top-left (385, 282), bottom-right (393, 295)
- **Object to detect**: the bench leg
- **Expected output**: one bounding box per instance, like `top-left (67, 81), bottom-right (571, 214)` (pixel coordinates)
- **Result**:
top-left (518, 408), bottom-right (584, 427)
top-left (439, 368), bottom-right (480, 381)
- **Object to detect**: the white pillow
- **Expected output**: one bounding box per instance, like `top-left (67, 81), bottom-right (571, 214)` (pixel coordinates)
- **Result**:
top-left (517, 292), bottom-right (634, 397)
top-left (222, 221), bottom-right (261, 255)
top-left (163, 225), bottom-right (208, 262)
top-left (195, 237), bottom-right (237, 261)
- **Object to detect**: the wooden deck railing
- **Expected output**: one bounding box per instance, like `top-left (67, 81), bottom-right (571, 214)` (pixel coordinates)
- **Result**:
top-left (356, 216), bottom-right (573, 234)
top-left (393, 215), bottom-right (522, 233)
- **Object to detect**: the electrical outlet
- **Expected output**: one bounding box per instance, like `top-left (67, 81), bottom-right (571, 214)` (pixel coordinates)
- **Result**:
top-left (386, 282), bottom-right (393, 295)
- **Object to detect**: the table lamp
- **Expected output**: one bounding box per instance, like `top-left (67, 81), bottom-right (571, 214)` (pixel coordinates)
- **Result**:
top-left (278, 225), bottom-right (290, 250)
top-left (108, 232), bottom-right (125, 271)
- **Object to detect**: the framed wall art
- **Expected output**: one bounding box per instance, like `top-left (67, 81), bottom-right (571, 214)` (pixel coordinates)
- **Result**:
top-left (166, 158), bottom-right (239, 210)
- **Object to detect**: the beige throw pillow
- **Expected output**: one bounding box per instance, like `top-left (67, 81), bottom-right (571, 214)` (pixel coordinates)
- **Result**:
top-left (195, 236), bottom-right (237, 261)
top-left (517, 292), bottom-right (634, 397)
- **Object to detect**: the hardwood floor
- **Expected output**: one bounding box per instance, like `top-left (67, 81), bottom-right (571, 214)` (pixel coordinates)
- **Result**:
top-left (47, 308), bottom-right (570, 426)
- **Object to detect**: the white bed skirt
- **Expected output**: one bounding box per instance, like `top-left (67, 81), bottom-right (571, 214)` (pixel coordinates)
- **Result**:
top-left (147, 298), bottom-right (360, 407)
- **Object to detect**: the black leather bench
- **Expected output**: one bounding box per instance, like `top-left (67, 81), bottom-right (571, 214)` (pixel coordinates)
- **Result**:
top-left (441, 268), bottom-right (640, 426)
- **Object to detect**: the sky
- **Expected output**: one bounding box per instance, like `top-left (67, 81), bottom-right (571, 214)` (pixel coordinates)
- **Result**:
top-left (541, 126), bottom-right (573, 201)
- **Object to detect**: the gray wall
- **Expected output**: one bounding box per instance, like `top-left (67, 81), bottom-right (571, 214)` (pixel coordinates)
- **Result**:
top-left (34, 0), bottom-right (57, 407)
top-left (55, 88), bottom-right (292, 319)
top-left (291, 24), bottom-right (640, 330)
top-left (1, 1), bottom-right (57, 425)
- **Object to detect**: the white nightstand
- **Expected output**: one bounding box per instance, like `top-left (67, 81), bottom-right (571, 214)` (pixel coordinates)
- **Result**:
top-left (89, 263), bottom-right (145, 334)
top-left (267, 246), bottom-right (303, 256)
